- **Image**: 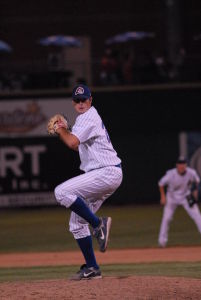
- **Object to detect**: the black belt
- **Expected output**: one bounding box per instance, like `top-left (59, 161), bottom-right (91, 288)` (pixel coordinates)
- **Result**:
top-left (115, 163), bottom-right (122, 168)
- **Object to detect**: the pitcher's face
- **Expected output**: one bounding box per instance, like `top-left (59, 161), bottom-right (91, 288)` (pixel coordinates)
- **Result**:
top-left (72, 97), bottom-right (92, 114)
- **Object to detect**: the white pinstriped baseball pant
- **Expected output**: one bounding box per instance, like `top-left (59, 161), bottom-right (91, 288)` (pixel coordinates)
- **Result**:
top-left (54, 166), bottom-right (123, 239)
top-left (158, 195), bottom-right (201, 246)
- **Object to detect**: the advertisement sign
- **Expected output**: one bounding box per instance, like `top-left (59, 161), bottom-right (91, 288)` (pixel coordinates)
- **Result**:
top-left (0, 98), bottom-right (79, 207)
top-left (0, 98), bottom-right (77, 138)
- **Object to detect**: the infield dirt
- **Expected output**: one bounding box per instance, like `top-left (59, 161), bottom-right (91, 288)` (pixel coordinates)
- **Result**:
top-left (0, 247), bottom-right (201, 299)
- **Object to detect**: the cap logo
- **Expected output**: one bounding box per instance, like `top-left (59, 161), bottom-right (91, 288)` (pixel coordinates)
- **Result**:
top-left (75, 87), bottom-right (84, 95)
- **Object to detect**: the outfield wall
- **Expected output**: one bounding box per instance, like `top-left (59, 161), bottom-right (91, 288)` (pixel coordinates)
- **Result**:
top-left (0, 84), bottom-right (200, 207)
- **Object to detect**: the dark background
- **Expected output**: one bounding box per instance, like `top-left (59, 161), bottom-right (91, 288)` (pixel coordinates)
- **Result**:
top-left (0, 0), bottom-right (201, 205)
top-left (1, 0), bottom-right (201, 83)
top-left (1, 86), bottom-right (200, 205)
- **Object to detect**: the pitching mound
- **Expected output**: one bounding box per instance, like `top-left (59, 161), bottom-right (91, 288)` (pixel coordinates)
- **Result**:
top-left (1, 247), bottom-right (201, 299)
top-left (1, 276), bottom-right (201, 299)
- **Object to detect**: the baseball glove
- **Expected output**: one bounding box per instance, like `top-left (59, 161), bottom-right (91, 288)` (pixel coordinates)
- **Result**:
top-left (186, 193), bottom-right (197, 207)
top-left (47, 114), bottom-right (68, 135)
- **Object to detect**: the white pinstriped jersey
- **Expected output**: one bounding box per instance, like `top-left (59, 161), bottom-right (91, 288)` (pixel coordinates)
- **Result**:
top-left (158, 167), bottom-right (200, 200)
top-left (72, 106), bottom-right (121, 172)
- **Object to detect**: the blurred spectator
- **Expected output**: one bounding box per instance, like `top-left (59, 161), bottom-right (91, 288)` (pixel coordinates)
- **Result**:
top-left (48, 52), bottom-right (62, 71)
top-left (121, 51), bottom-right (134, 84)
top-left (154, 52), bottom-right (168, 82)
top-left (137, 51), bottom-right (155, 84)
top-left (0, 72), bottom-right (12, 91)
top-left (168, 47), bottom-right (186, 81)
top-left (0, 72), bottom-right (24, 91)
top-left (99, 48), bottom-right (120, 85)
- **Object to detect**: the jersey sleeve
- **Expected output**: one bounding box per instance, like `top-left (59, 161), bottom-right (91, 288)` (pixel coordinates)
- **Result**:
top-left (158, 171), bottom-right (171, 187)
top-left (72, 116), bottom-right (96, 143)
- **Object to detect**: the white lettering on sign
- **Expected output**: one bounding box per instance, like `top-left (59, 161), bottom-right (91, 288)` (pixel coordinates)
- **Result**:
top-left (0, 145), bottom-right (47, 177)
top-left (0, 147), bottom-right (23, 177)
top-left (24, 145), bottom-right (46, 175)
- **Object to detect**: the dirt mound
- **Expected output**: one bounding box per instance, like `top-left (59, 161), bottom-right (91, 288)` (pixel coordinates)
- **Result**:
top-left (1, 247), bottom-right (201, 299)
top-left (1, 276), bottom-right (201, 300)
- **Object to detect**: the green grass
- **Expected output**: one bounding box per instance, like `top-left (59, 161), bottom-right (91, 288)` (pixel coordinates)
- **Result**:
top-left (0, 262), bottom-right (201, 282)
top-left (0, 204), bottom-right (201, 253)
top-left (1, 204), bottom-right (201, 282)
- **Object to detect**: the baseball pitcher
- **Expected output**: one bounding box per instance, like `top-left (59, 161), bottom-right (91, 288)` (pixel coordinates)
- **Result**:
top-left (47, 84), bottom-right (123, 280)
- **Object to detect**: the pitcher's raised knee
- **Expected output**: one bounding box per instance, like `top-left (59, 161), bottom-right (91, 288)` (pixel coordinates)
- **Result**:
top-left (54, 185), bottom-right (76, 208)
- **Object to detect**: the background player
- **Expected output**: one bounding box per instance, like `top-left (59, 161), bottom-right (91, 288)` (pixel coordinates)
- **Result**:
top-left (158, 156), bottom-right (201, 247)
top-left (54, 84), bottom-right (123, 280)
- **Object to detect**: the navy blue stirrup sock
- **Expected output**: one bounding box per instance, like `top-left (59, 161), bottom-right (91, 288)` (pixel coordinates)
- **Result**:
top-left (70, 197), bottom-right (100, 228)
top-left (76, 236), bottom-right (99, 269)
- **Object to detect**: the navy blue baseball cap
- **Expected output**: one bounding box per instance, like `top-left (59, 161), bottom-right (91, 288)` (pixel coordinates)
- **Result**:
top-left (72, 84), bottom-right (91, 100)
top-left (176, 156), bottom-right (187, 164)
